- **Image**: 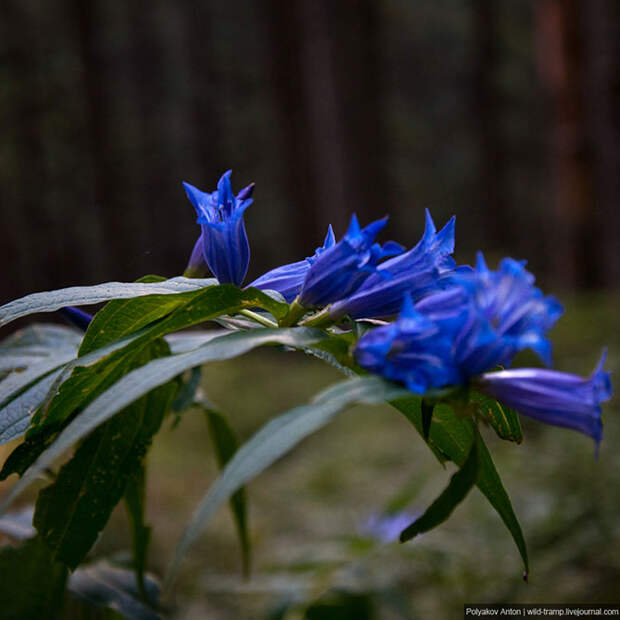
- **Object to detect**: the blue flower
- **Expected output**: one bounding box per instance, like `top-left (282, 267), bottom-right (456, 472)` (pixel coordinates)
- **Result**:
top-left (247, 226), bottom-right (336, 302)
top-left (354, 254), bottom-right (563, 392)
top-left (353, 294), bottom-right (462, 393)
top-left (297, 214), bottom-right (404, 308)
top-left (58, 306), bottom-right (93, 331)
top-left (183, 170), bottom-right (254, 286)
top-left (328, 209), bottom-right (456, 320)
top-left (451, 253), bottom-right (563, 369)
top-left (477, 352), bottom-right (612, 445)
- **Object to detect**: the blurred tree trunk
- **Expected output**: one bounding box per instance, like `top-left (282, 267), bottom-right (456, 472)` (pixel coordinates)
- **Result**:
top-left (582, 0), bottom-right (620, 286)
top-left (182, 4), bottom-right (225, 183)
top-left (0, 1), bottom-right (43, 299)
top-left (329, 0), bottom-right (389, 227)
top-left (263, 0), bottom-right (389, 246)
top-left (71, 0), bottom-right (114, 279)
top-left (472, 0), bottom-right (510, 251)
top-left (264, 0), bottom-right (346, 245)
top-left (534, 0), bottom-right (596, 289)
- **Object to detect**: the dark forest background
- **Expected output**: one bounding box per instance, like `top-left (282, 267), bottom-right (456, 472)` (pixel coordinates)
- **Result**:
top-left (1, 0), bottom-right (619, 304)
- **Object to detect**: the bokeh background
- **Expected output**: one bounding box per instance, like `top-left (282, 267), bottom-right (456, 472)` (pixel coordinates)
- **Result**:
top-left (1, 0), bottom-right (620, 300)
top-left (1, 1), bottom-right (619, 618)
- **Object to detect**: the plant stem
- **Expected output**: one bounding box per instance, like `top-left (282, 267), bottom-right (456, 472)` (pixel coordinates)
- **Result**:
top-left (239, 309), bottom-right (278, 328)
top-left (278, 298), bottom-right (307, 327)
top-left (299, 306), bottom-right (333, 328)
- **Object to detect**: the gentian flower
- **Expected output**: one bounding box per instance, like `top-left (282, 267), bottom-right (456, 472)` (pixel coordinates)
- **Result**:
top-left (297, 214), bottom-right (404, 308)
top-left (247, 226), bottom-right (336, 302)
top-left (355, 258), bottom-right (612, 442)
top-left (477, 353), bottom-right (612, 445)
top-left (451, 253), bottom-right (563, 368)
top-left (353, 293), bottom-right (462, 393)
top-left (328, 209), bottom-right (456, 320)
top-left (355, 254), bottom-right (563, 391)
top-left (183, 170), bottom-right (254, 286)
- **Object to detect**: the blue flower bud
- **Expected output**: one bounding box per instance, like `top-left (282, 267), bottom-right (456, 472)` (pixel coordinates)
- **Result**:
top-left (247, 226), bottom-right (335, 302)
top-left (183, 170), bottom-right (254, 286)
top-left (329, 209), bottom-right (456, 320)
top-left (298, 214), bottom-right (403, 308)
top-left (478, 352), bottom-right (612, 445)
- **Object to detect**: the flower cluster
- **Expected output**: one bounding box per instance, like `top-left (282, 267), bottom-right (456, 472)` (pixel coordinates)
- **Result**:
top-left (182, 171), bottom-right (613, 447)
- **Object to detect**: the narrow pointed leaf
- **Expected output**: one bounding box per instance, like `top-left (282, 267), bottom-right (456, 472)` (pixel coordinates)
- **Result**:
top-left (124, 465), bottom-right (151, 601)
top-left (171, 367), bottom-right (203, 413)
top-left (400, 426), bottom-right (479, 542)
top-left (391, 396), bottom-right (528, 573)
top-left (421, 399), bottom-right (434, 440)
top-left (33, 342), bottom-right (177, 570)
top-left (0, 276), bottom-right (218, 327)
top-left (0, 369), bottom-right (65, 446)
top-left (0, 328), bottom-right (324, 513)
top-left (471, 392), bottom-right (523, 444)
top-left (0, 323), bottom-right (82, 353)
top-left (32, 285), bottom-right (289, 434)
top-left (165, 377), bottom-right (409, 590)
top-left (0, 351), bottom-right (77, 408)
top-left (204, 408), bottom-right (250, 576)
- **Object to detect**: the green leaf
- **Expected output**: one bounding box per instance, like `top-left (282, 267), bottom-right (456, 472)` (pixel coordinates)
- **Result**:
top-left (0, 324), bottom-right (81, 374)
top-left (0, 342), bottom-right (154, 476)
top-left (204, 408), bottom-right (251, 576)
top-left (390, 396), bottom-right (529, 574)
top-left (0, 323), bottom-right (82, 354)
top-left (78, 275), bottom-right (192, 355)
top-left (164, 376), bottom-right (409, 591)
top-left (33, 342), bottom-right (178, 570)
top-left (400, 425), bottom-right (480, 542)
top-left (0, 328), bottom-right (325, 514)
top-left (171, 366), bottom-right (203, 413)
top-left (0, 276), bottom-right (218, 327)
top-left (124, 465), bottom-right (151, 601)
top-left (0, 351), bottom-right (76, 409)
top-left (165, 330), bottom-right (228, 354)
top-left (0, 536), bottom-right (68, 620)
top-left (0, 420), bottom-right (59, 480)
top-left (0, 368), bottom-right (67, 447)
top-left (421, 399), bottom-right (434, 440)
top-left (0, 326), bottom-right (83, 444)
top-left (29, 328), bottom-right (153, 431)
top-left (471, 392), bottom-right (523, 444)
top-left (32, 284), bottom-right (289, 433)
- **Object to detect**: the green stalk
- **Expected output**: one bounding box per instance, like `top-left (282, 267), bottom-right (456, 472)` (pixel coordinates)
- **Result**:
top-left (278, 298), bottom-right (308, 327)
top-left (239, 309), bottom-right (278, 329)
top-left (299, 306), bottom-right (334, 328)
